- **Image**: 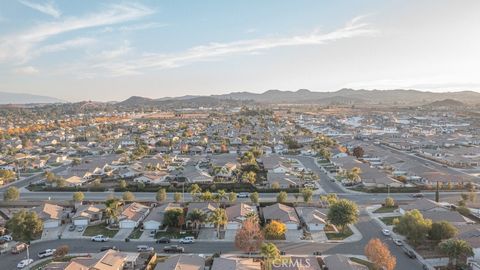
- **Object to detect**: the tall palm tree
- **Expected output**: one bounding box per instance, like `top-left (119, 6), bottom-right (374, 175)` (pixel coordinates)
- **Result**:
top-left (187, 209), bottom-right (207, 232)
top-left (105, 198), bottom-right (122, 225)
top-left (208, 208), bottom-right (228, 238)
top-left (439, 239), bottom-right (473, 268)
top-left (215, 189), bottom-right (227, 202)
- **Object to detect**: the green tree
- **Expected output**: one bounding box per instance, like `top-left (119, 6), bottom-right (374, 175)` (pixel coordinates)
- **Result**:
top-left (122, 191), bottom-right (135, 201)
top-left (189, 184), bottom-right (202, 201)
top-left (174, 192), bottom-right (182, 203)
top-left (394, 209), bottom-right (432, 246)
top-left (260, 243), bottom-right (280, 259)
top-left (438, 239), bottom-right (473, 268)
top-left (216, 189), bottom-right (227, 202)
top-left (429, 221), bottom-right (458, 241)
top-left (137, 182), bottom-right (145, 190)
top-left (72, 191), bottom-right (84, 202)
top-left (276, 191), bottom-right (288, 203)
top-left (105, 198), bottom-right (122, 224)
top-left (301, 188), bottom-right (313, 203)
top-left (187, 209), bottom-right (207, 232)
top-left (271, 182), bottom-right (280, 189)
top-left (208, 208), bottom-right (228, 238)
top-left (352, 146), bottom-right (364, 159)
top-left (156, 188), bottom-right (167, 202)
top-left (3, 186), bottom-right (20, 201)
top-left (163, 208), bottom-right (184, 228)
top-left (242, 171), bottom-right (257, 184)
top-left (228, 192), bottom-right (237, 203)
top-left (250, 192), bottom-right (259, 204)
top-left (119, 180), bottom-right (127, 189)
top-left (201, 191), bottom-right (214, 201)
top-left (384, 197), bottom-right (395, 207)
top-left (327, 199), bottom-right (359, 232)
top-left (6, 210), bottom-right (43, 241)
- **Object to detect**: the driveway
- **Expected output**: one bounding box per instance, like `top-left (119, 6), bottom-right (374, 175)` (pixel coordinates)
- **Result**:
top-left (139, 230), bottom-right (155, 241)
top-left (197, 228), bottom-right (217, 240)
top-left (310, 231), bottom-right (327, 242)
top-left (114, 228), bottom-right (133, 240)
top-left (224, 229), bottom-right (237, 241)
top-left (61, 226), bottom-right (85, 239)
top-left (41, 226), bottom-right (64, 241)
top-left (285, 230), bottom-right (303, 242)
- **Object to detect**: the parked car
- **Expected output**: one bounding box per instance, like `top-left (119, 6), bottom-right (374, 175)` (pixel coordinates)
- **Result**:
top-left (68, 225), bottom-right (75, 231)
top-left (156, 237), bottom-right (171, 244)
top-left (11, 243), bottom-right (29, 254)
top-left (403, 248), bottom-right (417, 259)
top-left (393, 239), bottom-right (403, 246)
top-left (179, 236), bottom-right (195, 244)
top-left (237, 192), bottom-right (249, 198)
top-left (100, 246), bottom-right (119, 252)
top-left (38, 249), bottom-right (56, 258)
top-left (17, 259), bottom-right (33, 269)
top-left (149, 231), bottom-right (156, 237)
top-left (0, 235), bottom-right (12, 242)
top-left (163, 245), bottom-right (184, 253)
top-left (381, 229), bottom-right (391, 236)
top-left (76, 226), bottom-right (85, 232)
top-left (137, 245), bottom-right (154, 252)
top-left (91, 235), bottom-right (109, 242)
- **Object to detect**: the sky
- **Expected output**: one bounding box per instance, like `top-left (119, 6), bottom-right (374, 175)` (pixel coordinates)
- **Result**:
top-left (0, 0), bottom-right (479, 102)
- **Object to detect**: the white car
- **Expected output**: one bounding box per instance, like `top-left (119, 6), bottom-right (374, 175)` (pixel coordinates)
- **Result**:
top-left (91, 235), bottom-right (109, 242)
top-left (179, 236), bottom-right (195, 244)
top-left (303, 183), bottom-right (315, 188)
top-left (17, 259), bottom-right (33, 269)
top-left (393, 239), bottom-right (403, 246)
top-left (0, 235), bottom-right (13, 242)
top-left (38, 249), bottom-right (56, 258)
top-left (382, 229), bottom-right (391, 236)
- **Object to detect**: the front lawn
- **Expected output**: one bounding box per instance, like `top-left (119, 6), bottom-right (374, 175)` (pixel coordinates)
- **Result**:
top-left (379, 216), bottom-right (400, 226)
top-left (326, 227), bottom-right (353, 240)
top-left (128, 227), bottom-right (143, 239)
top-left (155, 229), bottom-right (196, 239)
top-left (373, 206), bottom-right (398, 213)
top-left (83, 222), bottom-right (118, 238)
top-left (349, 257), bottom-right (374, 269)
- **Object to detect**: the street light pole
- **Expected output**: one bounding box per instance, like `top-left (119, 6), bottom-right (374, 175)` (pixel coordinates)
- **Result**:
top-left (26, 244), bottom-right (30, 270)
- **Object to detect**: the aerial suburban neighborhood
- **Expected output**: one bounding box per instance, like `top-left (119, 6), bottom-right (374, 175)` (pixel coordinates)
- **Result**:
top-left (1, 1), bottom-right (480, 269)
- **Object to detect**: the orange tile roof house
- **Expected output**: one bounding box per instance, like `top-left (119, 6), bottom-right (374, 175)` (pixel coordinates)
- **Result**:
top-left (118, 202), bottom-right (150, 229)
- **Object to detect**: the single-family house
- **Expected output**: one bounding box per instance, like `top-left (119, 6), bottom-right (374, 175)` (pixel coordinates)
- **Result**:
top-left (155, 254), bottom-right (205, 270)
top-left (262, 203), bottom-right (299, 230)
top-left (33, 203), bottom-right (65, 229)
top-left (323, 254), bottom-right (368, 270)
top-left (72, 204), bottom-right (105, 226)
top-left (295, 207), bottom-right (328, 231)
top-left (225, 203), bottom-right (257, 230)
top-left (143, 203), bottom-right (181, 230)
top-left (211, 257), bottom-right (261, 270)
top-left (118, 202), bottom-right (150, 229)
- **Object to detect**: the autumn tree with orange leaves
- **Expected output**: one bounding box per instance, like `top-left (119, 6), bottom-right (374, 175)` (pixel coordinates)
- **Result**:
top-left (365, 238), bottom-right (396, 270)
top-left (235, 217), bottom-right (264, 255)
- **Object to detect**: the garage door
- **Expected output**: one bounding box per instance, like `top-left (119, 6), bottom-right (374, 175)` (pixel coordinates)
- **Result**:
top-left (73, 219), bottom-right (89, 226)
top-left (119, 220), bottom-right (136, 229)
top-left (44, 220), bottom-right (60, 229)
top-left (226, 222), bottom-right (241, 230)
top-left (143, 221), bottom-right (160, 230)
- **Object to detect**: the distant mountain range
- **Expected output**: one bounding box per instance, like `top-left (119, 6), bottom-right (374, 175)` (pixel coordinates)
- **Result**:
top-left (0, 91), bottom-right (63, 104)
top-left (118, 89), bottom-right (480, 107)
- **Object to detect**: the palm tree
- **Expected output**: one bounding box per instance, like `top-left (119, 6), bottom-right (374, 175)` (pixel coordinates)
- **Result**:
top-left (439, 239), bottom-right (473, 268)
top-left (105, 198), bottom-right (122, 225)
top-left (260, 243), bottom-right (280, 260)
top-left (208, 208), bottom-right (228, 238)
top-left (187, 209), bottom-right (207, 232)
top-left (215, 189), bottom-right (227, 202)
top-left (189, 184), bottom-right (202, 201)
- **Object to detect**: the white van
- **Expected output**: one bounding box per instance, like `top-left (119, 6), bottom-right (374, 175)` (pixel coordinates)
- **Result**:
top-left (179, 236), bottom-right (195, 244)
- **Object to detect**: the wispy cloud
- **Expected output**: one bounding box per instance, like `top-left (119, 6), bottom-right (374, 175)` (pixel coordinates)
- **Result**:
top-left (0, 3), bottom-right (153, 63)
top-left (13, 65), bottom-right (39, 74)
top-left (18, 0), bottom-right (61, 18)
top-left (35, 37), bottom-right (96, 56)
top-left (73, 15), bottom-right (377, 77)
